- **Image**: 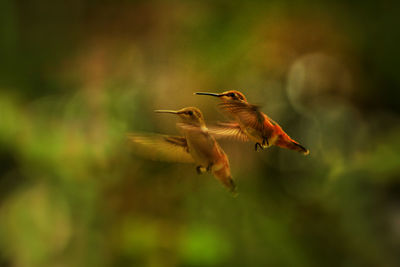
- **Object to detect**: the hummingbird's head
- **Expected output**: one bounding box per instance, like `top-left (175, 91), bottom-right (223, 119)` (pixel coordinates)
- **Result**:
top-left (155, 107), bottom-right (205, 126)
top-left (195, 90), bottom-right (247, 103)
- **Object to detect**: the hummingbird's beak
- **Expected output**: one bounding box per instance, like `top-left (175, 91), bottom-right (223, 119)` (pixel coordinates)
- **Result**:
top-left (194, 92), bottom-right (222, 97)
top-left (154, 110), bottom-right (179, 114)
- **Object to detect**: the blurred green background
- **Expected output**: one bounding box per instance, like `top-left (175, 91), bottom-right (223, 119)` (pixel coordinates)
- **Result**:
top-left (1, 0), bottom-right (400, 266)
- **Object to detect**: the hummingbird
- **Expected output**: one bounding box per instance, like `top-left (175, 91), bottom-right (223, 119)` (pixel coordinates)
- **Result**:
top-left (127, 107), bottom-right (237, 194)
top-left (195, 90), bottom-right (309, 155)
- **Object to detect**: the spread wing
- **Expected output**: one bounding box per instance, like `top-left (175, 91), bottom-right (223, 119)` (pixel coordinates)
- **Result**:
top-left (218, 101), bottom-right (276, 135)
top-left (207, 122), bottom-right (249, 142)
top-left (127, 134), bottom-right (194, 163)
top-left (176, 122), bottom-right (248, 142)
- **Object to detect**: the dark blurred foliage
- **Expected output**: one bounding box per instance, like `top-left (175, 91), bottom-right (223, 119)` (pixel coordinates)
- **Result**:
top-left (1, 0), bottom-right (400, 266)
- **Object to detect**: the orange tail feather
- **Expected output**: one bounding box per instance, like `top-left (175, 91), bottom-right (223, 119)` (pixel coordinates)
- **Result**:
top-left (275, 134), bottom-right (309, 155)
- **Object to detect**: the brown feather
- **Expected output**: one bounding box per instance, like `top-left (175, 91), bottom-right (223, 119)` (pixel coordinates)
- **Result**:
top-left (207, 122), bottom-right (249, 142)
top-left (218, 101), bottom-right (265, 132)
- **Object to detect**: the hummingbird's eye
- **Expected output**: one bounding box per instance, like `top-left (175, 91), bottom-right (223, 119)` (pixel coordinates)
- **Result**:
top-left (187, 111), bottom-right (193, 116)
top-left (227, 93), bottom-right (235, 97)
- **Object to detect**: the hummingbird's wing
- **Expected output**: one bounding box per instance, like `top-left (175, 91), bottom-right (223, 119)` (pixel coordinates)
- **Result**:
top-left (127, 134), bottom-right (194, 163)
top-left (218, 101), bottom-right (266, 133)
top-left (176, 122), bottom-right (248, 142)
top-left (207, 122), bottom-right (249, 142)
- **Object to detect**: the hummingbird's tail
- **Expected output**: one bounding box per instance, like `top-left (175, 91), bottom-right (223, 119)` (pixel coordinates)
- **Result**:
top-left (289, 141), bottom-right (310, 155)
top-left (212, 164), bottom-right (237, 196)
top-left (226, 177), bottom-right (238, 196)
top-left (275, 134), bottom-right (310, 155)
top-left (223, 176), bottom-right (238, 197)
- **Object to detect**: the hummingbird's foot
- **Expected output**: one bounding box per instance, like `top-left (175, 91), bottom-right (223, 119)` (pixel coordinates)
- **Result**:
top-left (262, 137), bottom-right (269, 147)
top-left (206, 163), bottom-right (213, 172)
top-left (255, 143), bottom-right (263, 151)
top-left (196, 166), bottom-right (206, 174)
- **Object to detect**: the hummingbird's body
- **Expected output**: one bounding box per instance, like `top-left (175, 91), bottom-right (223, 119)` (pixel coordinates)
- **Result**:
top-left (128, 107), bottom-right (236, 194)
top-left (184, 128), bottom-right (232, 188)
top-left (195, 91), bottom-right (309, 155)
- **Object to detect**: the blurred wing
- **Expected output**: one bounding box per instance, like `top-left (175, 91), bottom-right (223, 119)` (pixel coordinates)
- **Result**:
top-left (207, 122), bottom-right (249, 142)
top-left (127, 134), bottom-right (194, 163)
top-left (218, 101), bottom-right (266, 132)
